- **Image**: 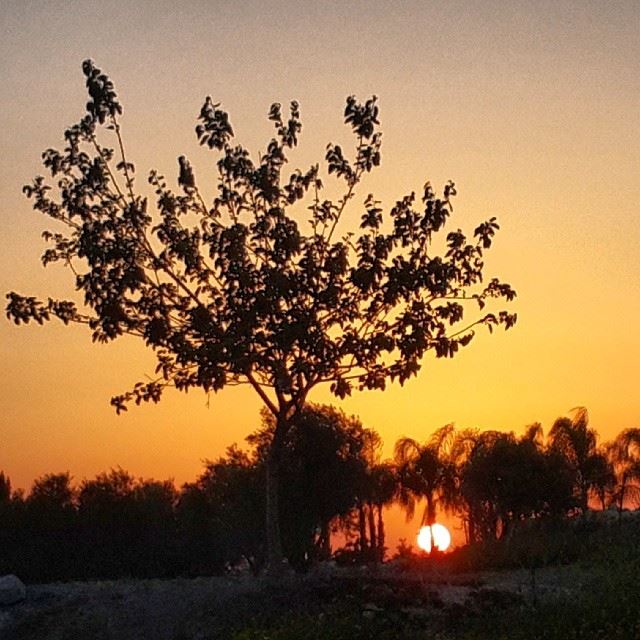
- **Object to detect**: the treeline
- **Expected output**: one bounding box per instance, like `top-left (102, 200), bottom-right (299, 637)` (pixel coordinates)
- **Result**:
top-left (1, 406), bottom-right (638, 582)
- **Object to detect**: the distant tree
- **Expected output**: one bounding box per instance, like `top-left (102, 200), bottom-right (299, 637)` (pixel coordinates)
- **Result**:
top-left (457, 430), bottom-right (516, 541)
top-left (352, 429), bottom-right (382, 559)
top-left (0, 473), bottom-right (20, 575)
top-left (24, 472), bottom-right (78, 580)
top-left (28, 471), bottom-right (76, 511)
top-left (6, 60), bottom-right (516, 568)
top-left (394, 424), bottom-right (458, 528)
top-left (0, 472), bottom-right (11, 505)
top-left (177, 446), bottom-right (263, 574)
top-left (131, 479), bottom-right (178, 576)
top-left (77, 468), bottom-right (138, 576)
top-left (607, 428), bottom-right (640, 516)
top-left (549, 407), bottom-right (611, 513)
top-left (456, 428), bottom-right (574, 542)
top-left (365, 461), bottom-right (397, 561)
top-left (75, 468), bottom-right (180, 578)
top-left (250, 404), bottom-right (369, 568)
top-left (587, 451), bottom-right (617, 511)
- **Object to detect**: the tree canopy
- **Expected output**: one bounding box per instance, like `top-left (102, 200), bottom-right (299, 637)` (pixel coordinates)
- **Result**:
top-left (7, 60), bottom-right (516, 417)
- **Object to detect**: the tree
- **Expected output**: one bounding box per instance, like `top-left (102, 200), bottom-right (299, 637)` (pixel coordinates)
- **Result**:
top-left (365, 462), bottom-right (397, 561)
top-left (455, 427), bottom-right (574, 542)
top-left (131, 479), bottom-right (178, 577)
top-left (6, 60), bottom-right (516, 569)
top-left (607, 428), bottom-right (640, 516)
top-left (394, 424), bottom-right (458, 528)
top-left (77, 468), bottom-right (137, 576)
top-left (177, 446), bottom-right (264, 574)
top-left (28, 471), bottom-right (76, 511)
top-left (0, 473), bottom-right (10, 504)
top-left (549, 407), bottom-right (610, 513)
top-left (250, 404), bottom-right (370, 567)
top-left (23, 472), bottom-right (78, 580)
top-left (0, 473), bottom-right (22, 576)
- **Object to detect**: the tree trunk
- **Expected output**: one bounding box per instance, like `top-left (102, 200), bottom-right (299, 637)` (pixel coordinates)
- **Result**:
top-left (376, 504), bottom-right (385, 562)
top-left (367, 502), bottom-right (377, 557)
top-left (320, 520), bottom-right (332, 560)
top-left (579, 476), bottom-right (589, 513)
top-left (467, 509), bottom-right (476, 544)
top-left (618, 476), bottom-right (626, 523)
top-left (265, 446), bottom-right (284, 571)
top-left (425, 494), bottom-right (435, 526)
top-left (599, 490), bottom-right (606, 511)
top-left (358, 500), bottom-right (368, 556)
top-left (265, 416), bottom-right (289, 574)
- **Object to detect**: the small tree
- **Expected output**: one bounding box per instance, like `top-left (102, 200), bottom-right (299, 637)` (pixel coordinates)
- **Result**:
top-left (6, 61), bottom-right (516, 569)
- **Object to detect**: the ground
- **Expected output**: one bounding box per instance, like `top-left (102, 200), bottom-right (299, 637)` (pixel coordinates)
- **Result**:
top-left (2, 560), bottom-right (634, 640)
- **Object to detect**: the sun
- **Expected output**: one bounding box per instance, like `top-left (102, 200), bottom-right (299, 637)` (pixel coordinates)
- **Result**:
top-left (417, 523), bottom-right (451, 553)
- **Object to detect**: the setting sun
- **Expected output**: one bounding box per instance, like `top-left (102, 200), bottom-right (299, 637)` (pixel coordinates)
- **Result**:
top-left (417, 524), bottom-right (452, 554)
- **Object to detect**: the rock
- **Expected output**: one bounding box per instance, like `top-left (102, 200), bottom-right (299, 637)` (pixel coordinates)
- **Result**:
top-left (0, 575), bottom-right (26, 605)
top-left (362, 602), bottom-right (383, 619)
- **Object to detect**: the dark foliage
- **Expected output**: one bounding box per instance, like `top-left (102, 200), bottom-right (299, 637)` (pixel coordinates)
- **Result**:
top-left (0, 405), bottom-right (382, 581)
top-left (249, 405), bottom-right (376, 568)
top-left (1, 406), bottom-right (631, 582)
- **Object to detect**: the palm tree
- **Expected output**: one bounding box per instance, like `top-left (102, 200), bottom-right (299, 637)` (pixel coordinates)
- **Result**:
top-left (455, 429), bottom-right (516, 542)
top-left (352, 429), bottom-right (396, 561)
top-left (548, 407), bottom-right (607, 513)
top-left (606, 428), bottom-right (640, 517)
top-left (367, 462), bottom-right (397, 561)
top-left (449, 428), bottom-right (481, 543)
top-left (585, 451), bottom-right (616, 511)
top-left (453, 425), bottom-right (576, 542)
top-left (394, 424), bottom-right (458, 528)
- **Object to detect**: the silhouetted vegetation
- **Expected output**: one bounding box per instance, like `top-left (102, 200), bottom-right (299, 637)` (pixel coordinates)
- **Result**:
top-left (1, 406), bottom-right (637, 586)
top-left (6, 59), bottom-right (516, 568)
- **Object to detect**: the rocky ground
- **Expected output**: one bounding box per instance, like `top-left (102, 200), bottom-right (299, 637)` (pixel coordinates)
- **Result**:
top-left (0, 563), bottom-right (595, 640)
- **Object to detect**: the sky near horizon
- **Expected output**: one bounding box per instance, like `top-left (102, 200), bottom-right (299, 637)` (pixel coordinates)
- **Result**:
top-left (1, 1), bottom-right (639, 544)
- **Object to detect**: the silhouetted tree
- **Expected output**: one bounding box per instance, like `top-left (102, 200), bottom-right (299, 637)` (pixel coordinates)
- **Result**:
top-left (177, 446), bottom-right (264, 574)
top-left (549, 407), bottom-right (609, 513)
top-left (131, 479), bottom-right (178, 576)
top-left (587, 451), bottom-right (616, 511)
top-left (607, 427), bottom-right (640, 516)
top-left (0, 473), bottom-right (21, 576)
top-left (77, 468), bottom-right (138, 576)
top-left (366, 462), bottom-right (397, 561)
top-left (352, 429), bottom-right (382, 559)
top-left (395, 424), bottom-right (458, 528)
top-left (250, 404), bottom-right (370, 568)
top-left (457, 430), bottom-right (511, 541)
top-left (6, 60), bottom-right (516, 568)
top-left (24, 472), bottom-right (78, 580)
top-left (0, 472), bottom-right (11, 505)
top-left (456, 428), bottom-right (574, 542)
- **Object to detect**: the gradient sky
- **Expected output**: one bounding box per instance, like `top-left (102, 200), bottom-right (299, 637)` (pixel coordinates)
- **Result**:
top-left (1, 0), bottom-right (639, 545)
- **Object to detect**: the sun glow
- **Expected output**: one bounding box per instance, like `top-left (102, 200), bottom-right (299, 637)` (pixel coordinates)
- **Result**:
top-left (417, 524), bottom-right (451, 553)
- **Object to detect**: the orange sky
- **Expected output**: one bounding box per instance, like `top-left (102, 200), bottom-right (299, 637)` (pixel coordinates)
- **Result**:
top-left (1, 1), bottom-right (639, 549)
